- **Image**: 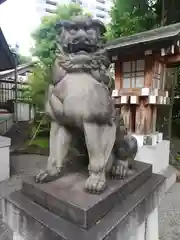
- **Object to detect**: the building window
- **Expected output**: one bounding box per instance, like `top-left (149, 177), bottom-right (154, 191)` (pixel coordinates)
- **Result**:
top-left (96, 6), bottom-right (106, 11)
top-left (122, 60), bottom-right (145, 88)
top-left (96, 13), bottom-right (105, 18)
top-left (46, 0), bottom-right (57, 6)
top-left (96, 0), bottom-right (105, 4)
top-left (71, 0), bottom-right (82, 4)
top-left (45, 8), bottom-right (55, 14)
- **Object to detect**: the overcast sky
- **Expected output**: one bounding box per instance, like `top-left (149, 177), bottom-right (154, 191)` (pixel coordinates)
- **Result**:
top-left (0, 0), bottom-right (40, 56)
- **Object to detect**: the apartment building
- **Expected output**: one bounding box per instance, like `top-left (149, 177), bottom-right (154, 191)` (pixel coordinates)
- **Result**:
top-left (36, 0), bottom-right (112, 23)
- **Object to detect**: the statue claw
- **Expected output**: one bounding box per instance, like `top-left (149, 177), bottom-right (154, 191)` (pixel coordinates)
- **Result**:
top-left (112, 160), bottom-right (129, 179)
top-left (35, 168), bottom-right (61, 183)
top-left (36, 170), bottom-right (49, 183)
top-left (85, 173), bottom-right (106, 194)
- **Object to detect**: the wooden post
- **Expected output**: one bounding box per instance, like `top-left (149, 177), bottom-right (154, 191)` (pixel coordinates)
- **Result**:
top-left (152, 105), bottom-right (157, 133)
top-left (144, 57), bottom-right (153, 88)
top-left (168, 69), bottom-right (177, 141)
top-left (14, 64), bottom-right (18, 123)
top-left (114, 59), bottom-right (122, 89)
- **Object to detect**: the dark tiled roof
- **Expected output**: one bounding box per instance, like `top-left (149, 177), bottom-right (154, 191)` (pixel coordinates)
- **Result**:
top-left (105, 22), bottom-right (180, 52)
top-left (0, 62), bottom-right (35, 79)
top-left (0, 28), bottom-right (16, 71)
top-left (0, 0), bottom-right (6, 4)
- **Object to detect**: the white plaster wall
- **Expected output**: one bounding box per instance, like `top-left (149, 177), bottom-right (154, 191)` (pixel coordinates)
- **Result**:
top-left (135, 140), bottom-right (170, 174)
top-left (16, 103), bottom-right (31, 122)
top-left (30, 106), bottom-right (35, 121)
top-left (146, 207), bottom-right (159, 240)
top-left (13, 232), bottom-right (24, 240)
top-left (135, 222), bottom-right (146, 240)
top-left (0, 114), bottom-right (13, 135)
top-left (127, 208), bottom-right (159, 240)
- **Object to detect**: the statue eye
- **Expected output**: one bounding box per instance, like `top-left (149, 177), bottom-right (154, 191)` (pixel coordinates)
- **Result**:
top-left (86, 29), bottom-right (94, 35)
top-left (69, 29), bottom-right (76, 34)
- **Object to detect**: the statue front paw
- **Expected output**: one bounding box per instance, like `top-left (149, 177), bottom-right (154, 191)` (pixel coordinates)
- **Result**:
top-left (36, 168), bottom-right (61, 183)
top-left (85, 173), bottom-right (106, 194)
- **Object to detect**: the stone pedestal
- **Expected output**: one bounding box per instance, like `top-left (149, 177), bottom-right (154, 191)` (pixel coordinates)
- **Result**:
top-left (134, 133), bottom-right (176, 192)
top-left (0, 113), bottom-right (13, 135)
top-left (135, 139), bottom-right (169, 173)
top-left (0, 136), bottom-right (11, 182)
top-left (2, 161), bottom-right (165, 240)
top-left (16, 102), bottom-right (33, 122)
top-left (146, 207), bottom-right (159, 240)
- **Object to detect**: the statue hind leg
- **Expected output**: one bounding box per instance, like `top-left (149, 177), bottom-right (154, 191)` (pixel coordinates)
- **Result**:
top-left (112, 135), bottom-right (138, 178)
top-left (83, 122), bottom-right (116, 194)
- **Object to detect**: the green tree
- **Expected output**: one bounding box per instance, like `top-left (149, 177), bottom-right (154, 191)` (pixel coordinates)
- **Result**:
top-left (152, 0), bottom-right (180, 25)
top-left (28, 3), bottom-right (88, 111)
top-left (106, 1), bottom-right (157, 40)
top-left (18, 55), bottom-right (32, 64)
top-left (31, 3), bottom-right (83, 67)
top-left (9, 46), bottom-right (32, 65)
top-left (23, 63), bottom-right (50, 111)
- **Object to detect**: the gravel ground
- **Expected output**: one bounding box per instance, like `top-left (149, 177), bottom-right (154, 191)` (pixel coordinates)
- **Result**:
top-left (159, 183), bottom-right (180, 240)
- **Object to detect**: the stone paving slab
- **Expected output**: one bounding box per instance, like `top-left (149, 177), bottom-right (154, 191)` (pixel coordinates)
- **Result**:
top-left (0, 228), bottom-right (13, 240)
top-left (10, 154), bottom-right (47, 176)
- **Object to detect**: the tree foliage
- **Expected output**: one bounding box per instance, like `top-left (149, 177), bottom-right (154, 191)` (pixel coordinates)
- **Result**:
top-left (107, 0), bottom-right (180, 40)
top-left (28, 4), bottom-right (87, 110)
top-left (106, 0), bottom-right (158, 40)
top-left (31, 4), bottom-right (83, 67)
top-left (18, 55), bottom-right (32, 65)
top-left (23, 63), bottom-right (50, 110)
top-left (9, 46), bottom-right (32, 65)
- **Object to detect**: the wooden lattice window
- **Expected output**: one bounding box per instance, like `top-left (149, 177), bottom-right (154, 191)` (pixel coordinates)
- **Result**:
top-left (122, 60), bottom-right (145, 88)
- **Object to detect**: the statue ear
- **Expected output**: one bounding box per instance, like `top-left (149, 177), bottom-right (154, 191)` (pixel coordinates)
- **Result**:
top-left (55, 20), bottom-right (73, 32)
top-left (55, 21), bottom-right (64, 34)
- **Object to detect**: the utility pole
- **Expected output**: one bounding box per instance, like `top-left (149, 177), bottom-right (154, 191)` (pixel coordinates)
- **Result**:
top-left (14, 63), bottom-right (18, 123)
top-left (12, 52), bottom-right (18, 123)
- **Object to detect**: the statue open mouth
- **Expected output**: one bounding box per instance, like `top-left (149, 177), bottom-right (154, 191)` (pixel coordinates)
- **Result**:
top-left (68, 41), bottom-right (97, 53)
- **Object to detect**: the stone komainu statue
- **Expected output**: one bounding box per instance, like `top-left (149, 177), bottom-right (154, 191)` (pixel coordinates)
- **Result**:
top-left (36, 16), bottom-right (138, 194)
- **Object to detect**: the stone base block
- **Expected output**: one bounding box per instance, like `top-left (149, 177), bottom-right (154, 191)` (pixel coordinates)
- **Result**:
top-left (135, 140), bottom-right (170, 174)
top-left (0, 136), bottom-right (11, 182)
top-left (0, 113), bottom-right (13, 135)
top-left (21, 161), bottom-right (152, 229)
top-left (132, 132), bottom-right (163, 148)
top-left (161, 165), bottom-right (177, 193)
top-left (2, 173), bottom-right (165, 240)
top-left (135, 140), bottom-right (176, 192)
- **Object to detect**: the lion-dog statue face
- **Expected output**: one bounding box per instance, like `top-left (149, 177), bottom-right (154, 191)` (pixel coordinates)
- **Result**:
top-left (56, 16), bottom-right (106, 54)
